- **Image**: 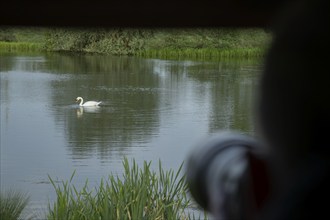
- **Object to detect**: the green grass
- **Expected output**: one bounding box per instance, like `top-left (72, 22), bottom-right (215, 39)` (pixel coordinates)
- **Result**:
top-left (47, 157), bottom-right (203, 220)
top-left (138, 47), bottom-right (266, 61)
top-left (0, 190), bottom-right (30, 220)
top-left (0, 42), bottom-right (43, 52)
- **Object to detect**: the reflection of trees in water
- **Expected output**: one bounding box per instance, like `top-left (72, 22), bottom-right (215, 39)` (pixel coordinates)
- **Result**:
top-left (1, 53), bottom-right (261, 164)
top-left (186, 59), bottom-right (261, 134)
top-left (0, 52), bottom-right (46, 72)
top-left (0, 53), bottom-right (16, 71)
top-left (48, 54), bottom-right (160, 159)
top-left (46, 54), bottom-right (260, 160)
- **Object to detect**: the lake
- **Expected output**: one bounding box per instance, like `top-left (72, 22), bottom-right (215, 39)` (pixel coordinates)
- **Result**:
top-left (0, 52), bottom-right (262, 218)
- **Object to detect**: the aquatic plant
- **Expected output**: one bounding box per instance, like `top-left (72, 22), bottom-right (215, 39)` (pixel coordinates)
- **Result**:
top-left (47, 157), bottom-right (202, 220)
top-left (0, 190), bottom-right (30, 220)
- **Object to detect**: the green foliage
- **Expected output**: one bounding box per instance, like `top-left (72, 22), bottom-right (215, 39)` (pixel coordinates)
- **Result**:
top-left (42, 28), bottom-right (270, 58)
top-left (0, 27), bottom-right (47, 42)
top-left (47, 158), bottom-right (201, 220)
top-left (0, 27), bottom-right (271, 59)
top-left (0, 190), bottom-right (30, 220)
top-left (144, 28), bottom-right (269, 50)
top-left (0, 27), bottom-right (17, 42)
top-left (44, 28), bottom-right (151, 55)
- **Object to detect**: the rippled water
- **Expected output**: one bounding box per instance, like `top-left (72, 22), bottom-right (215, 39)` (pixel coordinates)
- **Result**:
top-left (0, 52), bottom-right (262, 217)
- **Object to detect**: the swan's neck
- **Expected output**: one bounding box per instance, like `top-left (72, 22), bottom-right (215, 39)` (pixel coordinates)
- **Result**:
top-left (79, 98), bottom-right (84, 106)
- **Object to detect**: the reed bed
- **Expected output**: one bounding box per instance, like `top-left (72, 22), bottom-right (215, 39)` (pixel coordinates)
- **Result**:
top-left (47, 157), bottom-right (202, 220)
top-left (0, 42), bottom-right (43, 52)
top-left (138, 48), bottom-right (266, 60)
top-left (0, 190), bottom-right (30, 220)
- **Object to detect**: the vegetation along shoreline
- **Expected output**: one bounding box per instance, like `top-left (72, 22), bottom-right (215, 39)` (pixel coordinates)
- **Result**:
top-left (0, 27), bottom-right (271, 60)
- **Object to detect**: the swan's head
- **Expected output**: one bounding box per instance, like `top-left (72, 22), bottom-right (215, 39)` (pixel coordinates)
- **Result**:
top-left (76, 97), bottom-right (83, 102)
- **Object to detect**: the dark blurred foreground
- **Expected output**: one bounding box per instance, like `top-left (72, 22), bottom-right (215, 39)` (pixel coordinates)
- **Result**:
top-left (187, 0), bottom-right (330, 219)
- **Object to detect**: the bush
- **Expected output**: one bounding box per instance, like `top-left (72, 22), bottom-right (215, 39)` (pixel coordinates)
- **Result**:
top-left (0, 28), bottom-right (17, 42)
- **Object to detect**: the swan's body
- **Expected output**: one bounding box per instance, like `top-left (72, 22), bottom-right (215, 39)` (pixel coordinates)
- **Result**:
top-left (76, 97), bottom-right (102, 107)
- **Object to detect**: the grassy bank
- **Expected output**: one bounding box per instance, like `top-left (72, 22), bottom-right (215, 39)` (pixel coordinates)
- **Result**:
top-left (0, 27), bottom-right (271, 59)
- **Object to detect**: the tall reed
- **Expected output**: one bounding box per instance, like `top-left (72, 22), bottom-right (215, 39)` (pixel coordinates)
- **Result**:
top-left (0, 190), bottom-right (30, 220)
top-left (48, 158), bottom-right (200, 220)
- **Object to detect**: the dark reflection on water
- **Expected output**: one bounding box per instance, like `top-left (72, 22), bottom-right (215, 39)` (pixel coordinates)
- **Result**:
top-left (0, 52), bottom-right (261, 217)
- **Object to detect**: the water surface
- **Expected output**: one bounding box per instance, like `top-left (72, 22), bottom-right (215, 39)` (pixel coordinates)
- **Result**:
top-left (0, 53), bottom-right (261, 217)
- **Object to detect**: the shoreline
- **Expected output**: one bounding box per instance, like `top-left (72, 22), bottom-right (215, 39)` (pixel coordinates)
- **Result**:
top-left (0, 27), bottom-right (271, 60)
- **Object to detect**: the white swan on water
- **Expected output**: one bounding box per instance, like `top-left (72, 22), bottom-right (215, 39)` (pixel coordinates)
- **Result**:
top-left (76, 97), bottom-right (102, 107)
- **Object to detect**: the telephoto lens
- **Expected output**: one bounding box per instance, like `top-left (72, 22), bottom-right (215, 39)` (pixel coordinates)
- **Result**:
top-left (186, 131), bottom-right (269, 220)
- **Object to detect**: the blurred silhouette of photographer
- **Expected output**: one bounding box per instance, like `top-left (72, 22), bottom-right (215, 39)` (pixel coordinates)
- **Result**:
top-left (186, 0), bottom-right (330, 219)
top-left (257, 0), bottom-right (330, 219)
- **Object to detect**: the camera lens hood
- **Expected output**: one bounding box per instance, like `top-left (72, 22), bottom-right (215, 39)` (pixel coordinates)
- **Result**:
top-left (186, 131), bottom-right (261, 211)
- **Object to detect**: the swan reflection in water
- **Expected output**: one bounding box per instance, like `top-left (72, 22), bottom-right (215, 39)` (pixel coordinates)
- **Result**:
top-left (76, 106), bottom-right (101, 118)
top-left (75, 96), bottom-right (102, 117)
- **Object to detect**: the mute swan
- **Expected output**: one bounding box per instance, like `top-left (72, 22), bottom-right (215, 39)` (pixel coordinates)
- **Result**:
top-left (76, 97), bottom-right (102, 107)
